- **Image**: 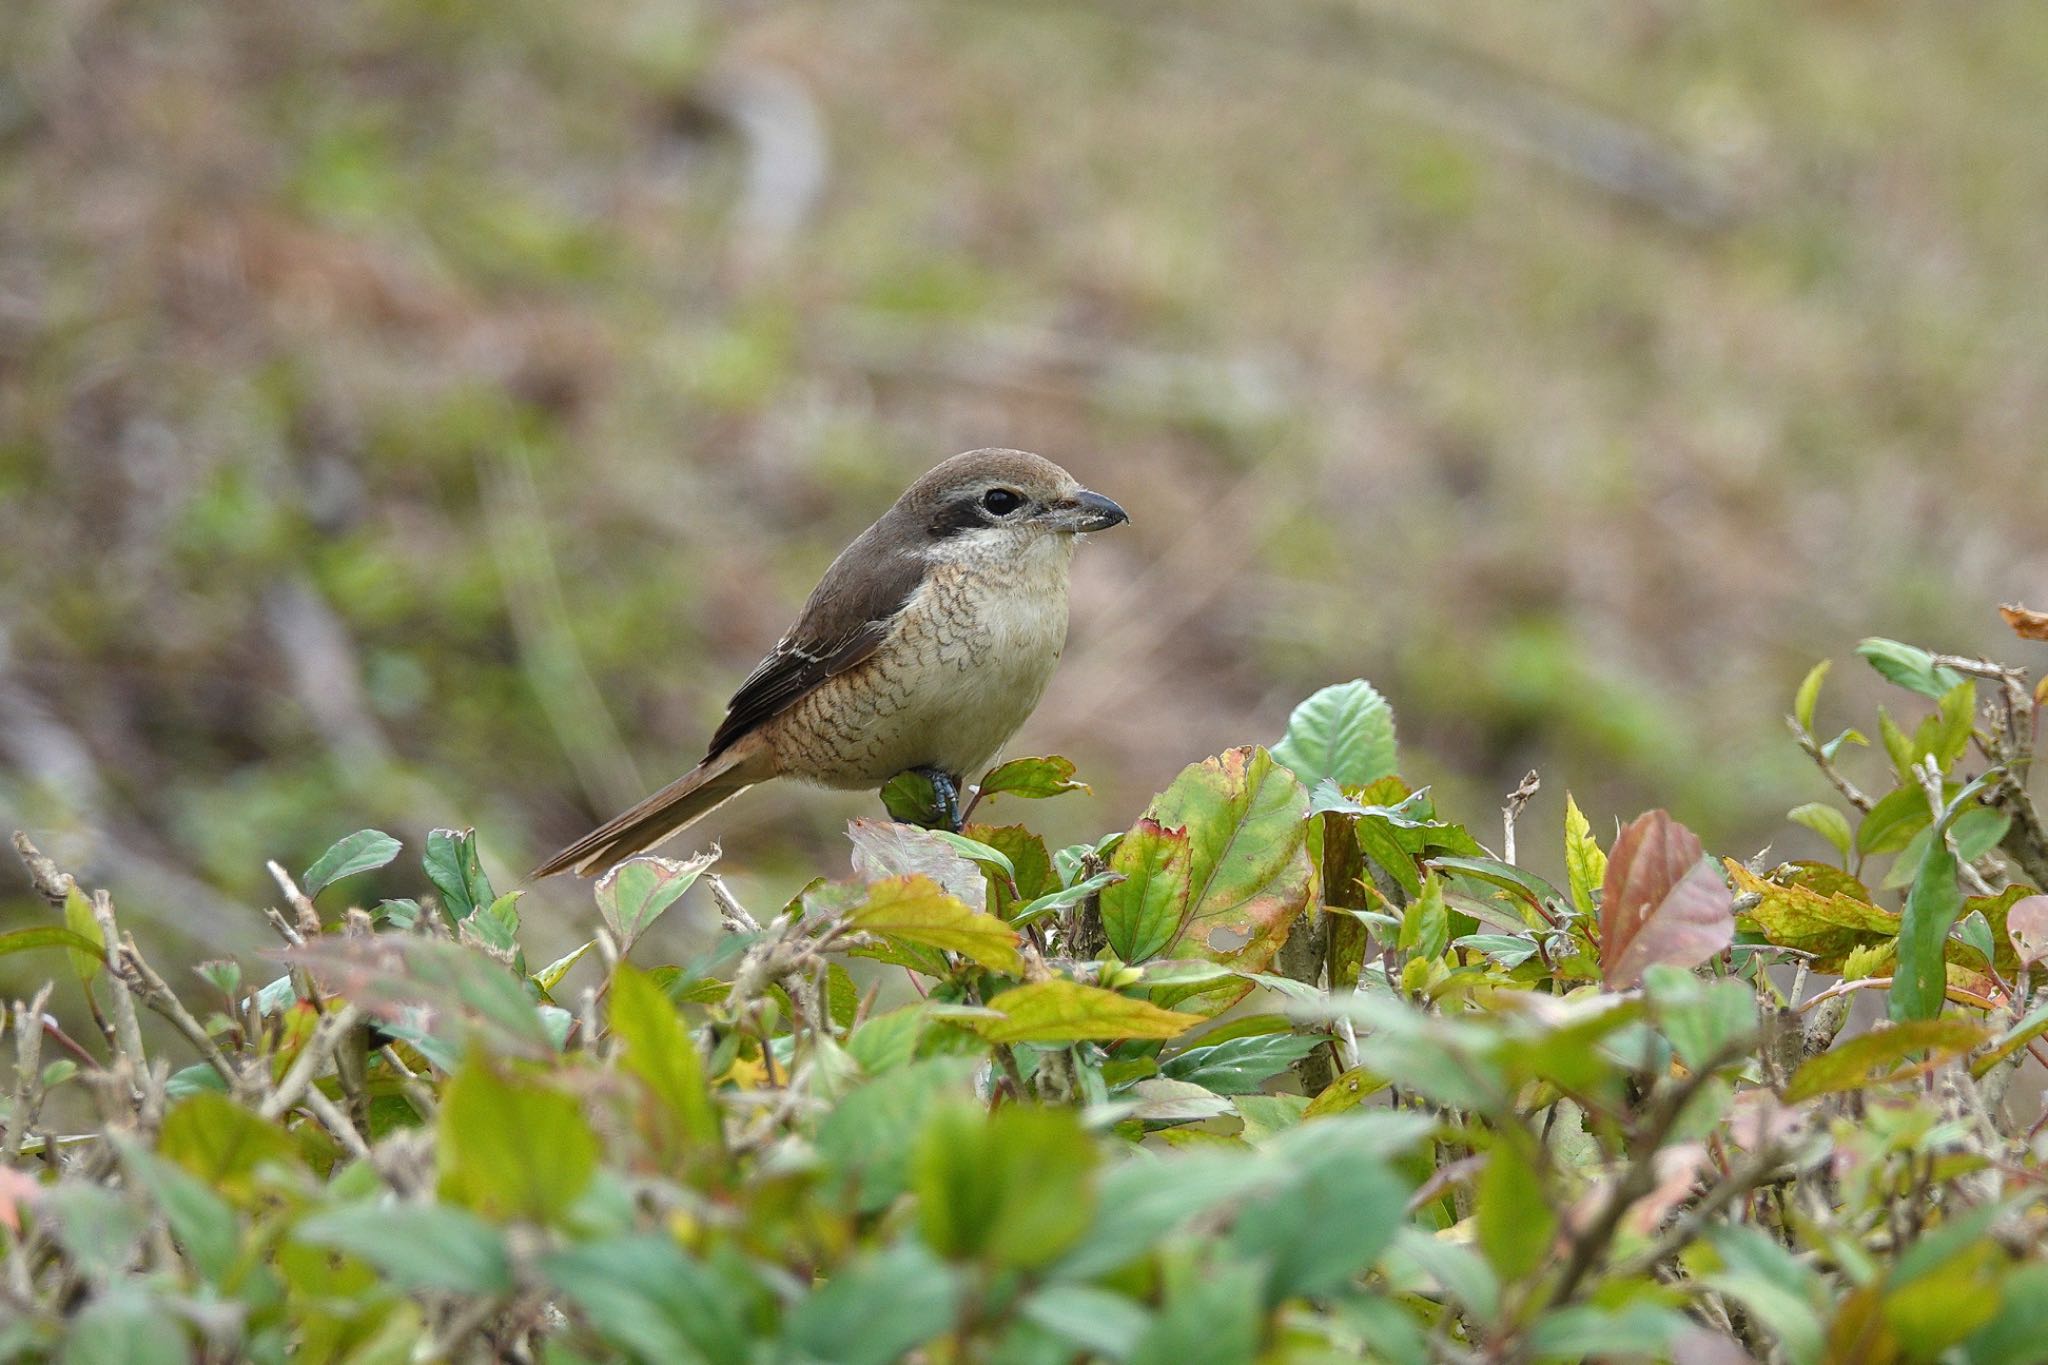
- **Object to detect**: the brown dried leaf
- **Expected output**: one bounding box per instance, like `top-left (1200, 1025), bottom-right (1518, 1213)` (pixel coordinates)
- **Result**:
top-left (1599, 810), bottom-right (1734, 990)
top-left (1999, 602), bottom-right (2048, 641)
top-left (2006, 894), bottom-right (2048, 966)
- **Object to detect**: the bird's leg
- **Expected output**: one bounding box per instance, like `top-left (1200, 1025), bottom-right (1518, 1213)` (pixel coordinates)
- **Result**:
top-left (913, 767), bottom-right (965, 832)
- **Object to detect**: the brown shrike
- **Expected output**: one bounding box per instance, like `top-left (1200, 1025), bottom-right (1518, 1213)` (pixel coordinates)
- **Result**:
top-left (533, 449), bottom-right (1128, 877)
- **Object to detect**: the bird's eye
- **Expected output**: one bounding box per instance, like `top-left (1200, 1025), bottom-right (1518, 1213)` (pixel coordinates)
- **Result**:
top-left (980, 488), bottom-right (1025, 516)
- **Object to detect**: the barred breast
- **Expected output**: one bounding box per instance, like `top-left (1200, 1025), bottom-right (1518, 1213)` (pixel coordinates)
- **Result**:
top-left (766, 538), bottom-right (1075, 787)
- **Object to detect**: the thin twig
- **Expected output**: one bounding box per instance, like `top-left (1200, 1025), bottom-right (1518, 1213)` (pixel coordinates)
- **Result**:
top-left (1787, 715), bottom-right (1875, 813)
top-left (261, 1004), bottom-right (362, 1120)
top-left (116, 935), bottom-right (240, 1087)
top-left (88, 890), bottom-right (146, 1069)
top-left (1501, 770), bottom-right (1540, 867)
top-left (268, 860), bottom-right (323, 940)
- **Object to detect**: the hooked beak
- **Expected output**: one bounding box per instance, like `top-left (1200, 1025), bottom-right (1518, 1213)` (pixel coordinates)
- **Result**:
top-left (1049, 488), bottom-right (1130, 534)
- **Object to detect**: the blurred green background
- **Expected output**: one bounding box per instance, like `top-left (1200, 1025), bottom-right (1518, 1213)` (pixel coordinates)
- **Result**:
top-left (4, 0), bottom-right (2045, 963)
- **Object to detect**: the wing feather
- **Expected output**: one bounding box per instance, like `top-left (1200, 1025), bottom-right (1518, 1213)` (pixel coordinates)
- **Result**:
top-left (702, 531), bottom-right (925, 760)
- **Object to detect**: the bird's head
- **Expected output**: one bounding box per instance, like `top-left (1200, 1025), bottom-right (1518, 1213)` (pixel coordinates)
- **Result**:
top-left (901, 449), bottom-right (1128, 561)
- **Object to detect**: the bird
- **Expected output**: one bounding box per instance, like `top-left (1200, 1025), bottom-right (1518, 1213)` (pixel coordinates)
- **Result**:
top-left (532, 449), bottom-right (1129, 877)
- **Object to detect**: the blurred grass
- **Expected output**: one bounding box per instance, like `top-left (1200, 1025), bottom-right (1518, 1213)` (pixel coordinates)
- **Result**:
top-left (3, 0), bottom-right (2046, 969)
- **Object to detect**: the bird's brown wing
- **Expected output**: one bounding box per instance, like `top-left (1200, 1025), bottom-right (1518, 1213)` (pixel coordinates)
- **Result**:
top-left (703, 536), bottom-right (925, 760)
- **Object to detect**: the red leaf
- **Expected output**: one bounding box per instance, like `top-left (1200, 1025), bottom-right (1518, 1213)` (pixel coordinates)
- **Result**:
top-left (2006, 895), bottom-right (2048, 966)
top-left (1598, 810), bottom-right (1734, 990)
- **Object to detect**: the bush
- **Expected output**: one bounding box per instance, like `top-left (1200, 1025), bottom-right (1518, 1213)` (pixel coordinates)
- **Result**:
top-left (3, 632), bottom-right (2047, 1363)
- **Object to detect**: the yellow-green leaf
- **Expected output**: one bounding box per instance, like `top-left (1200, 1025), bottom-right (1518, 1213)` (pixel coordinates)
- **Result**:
top-left (977, 755), bottom-right (1091, 801)
top-left (1784, 1018), bottom-right (1987, 1103)
top-left (1727, 861), bottom-right (1899, 973)
top-left (158, 1093), bottom-right (301, 1195)
top-left (1793, 659), bottom-right (1829, 733)
top-left (1563, 792), bottom-right (1606, 917)
top-left (438, 1058), bottom-right (599, 1224)
top-left (1476, 1139), bottom-right (1555, 1281)
top-left (915, 1103), bottom-right (1097, 1269)
top-left (63, 884), bottom-right (103, 982)
top-left (842, 875), bottom-right (1022, 973)
top-left (1302, 1068), bottom-right (1389, 1118)
top-left (1125, 746), bottom-right (1313, 1008)
top-left (974, 980), bottom-right (1201, 1044)
top-left (609, 965), bottom-right (722, 1156)
top-left (1100, 818), bottom-right (1193, 964)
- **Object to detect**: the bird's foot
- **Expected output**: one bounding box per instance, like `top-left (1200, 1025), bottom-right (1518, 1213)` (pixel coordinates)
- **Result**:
top-left (915, 766), bottom-right (964, 832)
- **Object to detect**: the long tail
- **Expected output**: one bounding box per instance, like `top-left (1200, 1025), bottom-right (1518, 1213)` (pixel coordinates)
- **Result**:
top-left (531, 744), bottom-right (767, 879)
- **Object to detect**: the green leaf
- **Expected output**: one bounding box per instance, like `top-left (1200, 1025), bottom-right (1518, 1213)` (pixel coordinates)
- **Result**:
top-left (1055, 1152), bottom-right (1286, 1281)
top-left (1916, 681), bottom-right (1978, 770)
top-left (1226, 1131), bottom-right (1411, 1302)
top-left (540, 1236), bottom-right (750, 1365)
top-left (158, 1092), bottom-right (301, 1193)
top-left (840, 874), bottom-right (1022, 973)
top-left (114, 1139), bottom-right (239, 1286)
top-left (816, 1058), bottom-right (980, 1213)
top-left (0, 925), bottom-right (105, 963)
top-left (975, 980), bottom-right (1202, 1044)
top-left (1788, 802), bottom-right (1854, 860)
top-left (1398, 873), bottom-right (1449, 962)
top-left (1960, 1262), bottom-right (2048, 1365)
top-left (1160, 1032), bottom-right (1322, 1095)
top-left (1011, 872), bottom-right (1122, 928)
top-left (1952, 805), bottom-right (2012, 863)
top-left (1821, 727), bottom-right (1869, 760)
top-left (1100, 818), bottom-right (1194, 963)
top-left (289, 935), bottom-right (557, 1057)
top-left (1784, 1018), bottom-right (1987, 1102)
top-left (301, 829), bottom-right (402, 897)
top-left (880, 769), bottom-right (946, 827)
top-left (965, 823), bottom-right (1055, 908)
top-left (1430, 856), bottom-right (1565, 923)
top-left (1857, 638), bottom-right (1966, 699)
top-left (1890, 839), bottom-right (1964, 1023)
top-left (1020, 1284), bottom-right (1152, 1359)
top-left (595, 851), bottom-right (714, 948)
top-left (59, 1289), bottom-right (188, 1365)
top-left (1972, 999), bottom-right (2048, 1077)
top-left (424, 827), bottom-right (495, 922)
top-left (916, 1103), bottom-right (1098, 1269)
top-left (1701, 1224), bottom-right (1824, 1365)
top-left (783, 1242), bottom-right (963, 1365)
top-left (977, 754), bottom-right (1091, 801)
top-left (1453, 934), bottom-right (1541, 968)
top-left (1563, 791), bottom-right (1607, 916)
top-left (1793, 659), bottom-right (1829, 732)
top-left (533, 940), bottom-right (594, 995)
top-left (438, 1058), bottom-right (599, 1224)
top-left (295, 1202), bottom-right (513, 1294)
top-left (1126, 1259), bottom-right (1263, 1365)
top-left (1644, 964), bottom-right (1757, 1070)
top-left (38, 1182), bottom-right (149, 1284)
top-left (1526, 1304), bottom-right (1691, 1359)
top-left (1271, 679), bottom-right (1398, 790)
top-left (1879, 706), bottom-right (1917, 778)
top-left (64, 883), bottom-right (103, 982)
top-left (1475, 1140), bottom-right (1554, 1282)
top-left (610, 964), bottom-right (722, 1157)
top-left (1859, 785), bottom-right (1933, 859)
